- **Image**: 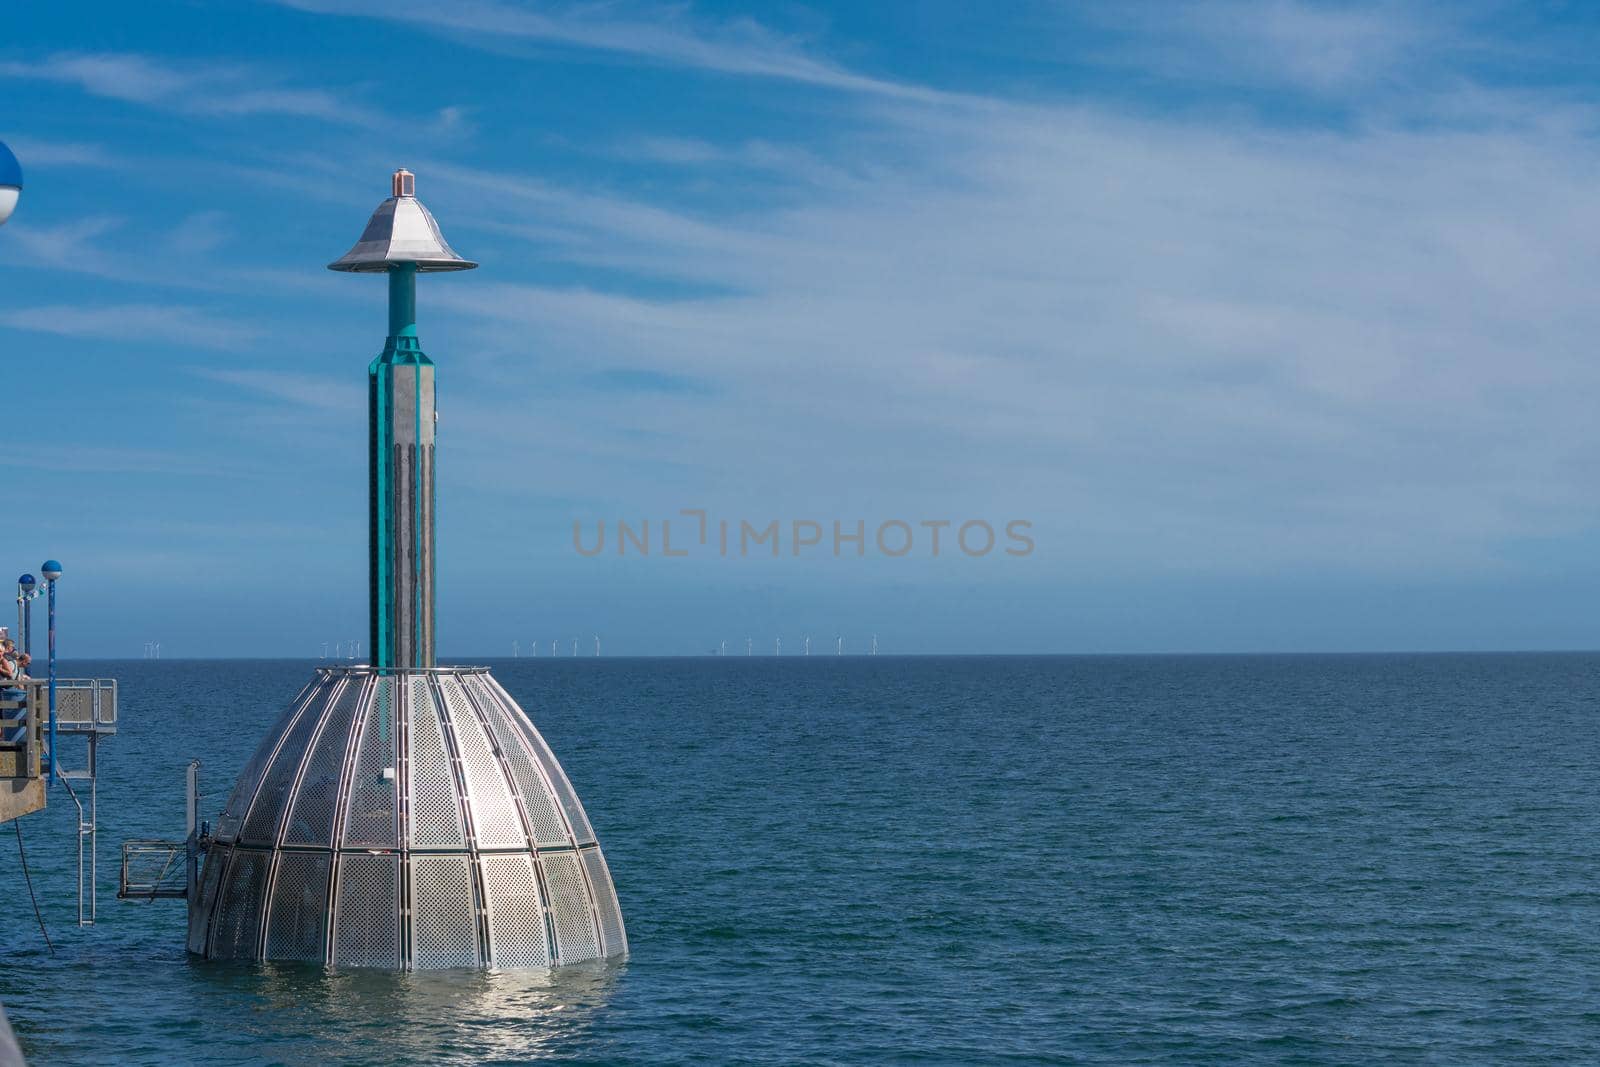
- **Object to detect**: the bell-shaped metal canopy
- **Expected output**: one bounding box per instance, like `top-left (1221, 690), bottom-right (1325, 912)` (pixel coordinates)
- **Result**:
top-left (191, 665), bottom-right (626, 969)
top-left (328, 169), bottom-right (477, 273)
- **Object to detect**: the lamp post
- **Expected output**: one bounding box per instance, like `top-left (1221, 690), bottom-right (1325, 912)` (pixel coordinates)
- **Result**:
top-left (0, 140), bottom-right (20, 225)
top-left (41, 560), bottom-right (60, 783)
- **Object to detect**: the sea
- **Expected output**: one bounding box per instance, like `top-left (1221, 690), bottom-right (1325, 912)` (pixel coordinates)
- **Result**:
top-left (4, 653), bottom-right (1600, 1065)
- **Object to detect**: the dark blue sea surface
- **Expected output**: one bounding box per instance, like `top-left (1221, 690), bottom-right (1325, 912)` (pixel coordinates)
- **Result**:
top-left (4, 653), bottom-right (1600, 1064)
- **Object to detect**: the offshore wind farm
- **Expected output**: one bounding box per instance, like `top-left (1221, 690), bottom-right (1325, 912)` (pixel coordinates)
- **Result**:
top-left (500, 634), bottom-right (884, 656)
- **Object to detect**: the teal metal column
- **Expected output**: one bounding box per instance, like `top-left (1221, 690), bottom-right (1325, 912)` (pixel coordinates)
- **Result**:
top-left (335, 168), bottom-right (471, 667)
top-left (370, 263), bottom-right (435, 669)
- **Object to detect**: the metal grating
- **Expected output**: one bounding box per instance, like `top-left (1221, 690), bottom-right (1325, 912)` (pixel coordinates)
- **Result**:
top-left (341, 681), bottom-right (399, 848)
top-left (408, 676), bottom-right (463, 847)
top-left (120, 840), bottom-right (189, 899)
top-left (282, 681), bottom-right (364, 846)
top-left (440, 677), bottom-right (524, 849)
top-left (411, 854), bottom-right (479, 968)
top-left (468, 677), bottom-right (571, 847)
top-left (333, 852), bottom-right (400, 967)
top-left (239, 683), bottom-right (335, 846)
top-left (582, 847), bottom-right (628, 958)
top-left (211, 850), bottom-right (270, 960)
top-left (265, 852), bottom-right (332, 962)
top-left (188, 846), bottom-right (228, 955)
top-left (486, 677), bottom-right (597, 845)
top-left (482, 854), bottom-right (549, 968)
top-left (216, 678), bottom-right (326, 841)
top-left (540, 852), bottom-right (600, 963)
top-left (53, 687), bottom-right (95, 725)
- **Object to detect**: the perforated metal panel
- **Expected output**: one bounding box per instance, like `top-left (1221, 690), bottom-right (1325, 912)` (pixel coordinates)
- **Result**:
top-left (482, 853), bottom-right (549, 968)
top-left (192, 666), bottom-right (625, 969)
top-left (540, 852), bottom-right (600, 962)
top-left (239, 685), bottom-right (333, 846)
top-left (486, 675), bottom-right (597, 845)
top-left (468, 676), bottom-right (571, 847)
top-left (411, 855), bottom-right (479, 968)
top-left (408, 676), bottom-right (464, 847)
top-left (440, 676), bottom-right (525, 849)
top-left (582, 847), bottom-right (627, 957)
top-left (333, 852), bottom-right (399, 967)
top-left (283, 680), bottom-right (363, 846)
top-left (188, 846), bottom-right (228, 955)
top-left (215, 678), bottom-right (325, 841)
top-left (342, 679), bottom-right (398, 848)
top-left (265, 852), bottom-right (331, 961)
top-left (211, 850), bottom-right (269, 959)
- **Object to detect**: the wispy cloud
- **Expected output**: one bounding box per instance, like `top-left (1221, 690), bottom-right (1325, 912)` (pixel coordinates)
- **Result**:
top-left (0, 137), bottom-right (115, 167)
top-left (610, 135), bottom-right (860, 187)
top-left (0, 52), bottom-right (385, 126)
top-left (1080, 0), bottom-right (1445, 96)
top-left (0, 444), bottom-right (229, 477)
top-left (582, 368), bottom-right (716, 395)
top-left (2, 215), bottom-right (248, 289)
top-left (3, 304), bottom-right (260, 349)
top-left (166, 211), bottom-right (232, 257)
top-left (273, 0), bottom-right (944, 101)
top-left (195, 368), bottom-right (362, 412)
top-left (3, 217), bottom-right (124, 275)
top-left (417, 88), bottom-right (1600, 575)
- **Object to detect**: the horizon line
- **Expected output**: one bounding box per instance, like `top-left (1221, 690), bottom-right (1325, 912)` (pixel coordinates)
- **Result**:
top-left (40, 648), bottom-right (1600, 662)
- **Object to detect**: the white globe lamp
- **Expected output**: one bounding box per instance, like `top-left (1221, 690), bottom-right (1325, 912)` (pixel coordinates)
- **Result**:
top-left (0, 141), bottom-right (21, 225)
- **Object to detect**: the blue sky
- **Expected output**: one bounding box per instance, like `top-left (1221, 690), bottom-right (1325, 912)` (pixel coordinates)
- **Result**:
top-left (6, 1), bottom-right (1600, 657)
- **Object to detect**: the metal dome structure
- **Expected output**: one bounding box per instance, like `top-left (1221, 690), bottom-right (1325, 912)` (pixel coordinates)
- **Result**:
top-left (187, 170), bottom-right (625, 969)
top-left (188, 666), bottom-right (625, 967)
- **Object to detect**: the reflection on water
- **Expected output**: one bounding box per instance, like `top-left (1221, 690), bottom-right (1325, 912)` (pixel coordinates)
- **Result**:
top-left (192, 959), bottom-right (624, 1065)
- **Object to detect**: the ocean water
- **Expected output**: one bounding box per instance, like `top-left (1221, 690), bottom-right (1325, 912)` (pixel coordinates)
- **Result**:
top-left (4, 653), bottom-right (1600, 1064)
